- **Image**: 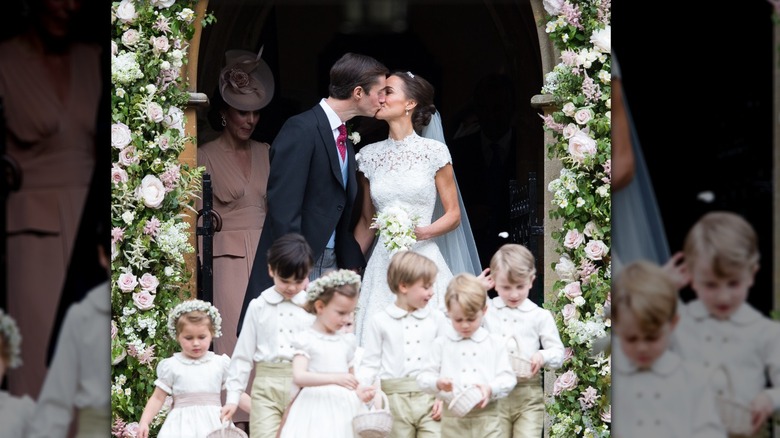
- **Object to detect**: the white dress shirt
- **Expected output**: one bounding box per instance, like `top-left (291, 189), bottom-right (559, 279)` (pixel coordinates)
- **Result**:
top-left (225, 287), bottom-right (314, 404)
top-left (483, 297), bottom-right (565, 369)
top-left (612, 345), bottom-right (727, 438)
top-left (357, 303), bottom-right (450, 386)
top-left (416, 327), bottom-right (516, 402)
top-left (27, 281), bottom-right (110, 438)
top-left (671, 300), bottom-right (780, 410)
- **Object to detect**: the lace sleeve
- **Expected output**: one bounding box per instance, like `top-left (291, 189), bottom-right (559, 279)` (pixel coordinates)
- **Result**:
top-left (427, 139), bottom-right (452, 173)
top-left (356, 143), bottom-right (379, 180)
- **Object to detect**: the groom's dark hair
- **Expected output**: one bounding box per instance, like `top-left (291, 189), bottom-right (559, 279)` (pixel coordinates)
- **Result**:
top-left (329, 52), bottom-right (388, 100)
top-left (267, 233), bottom-right (314, 281)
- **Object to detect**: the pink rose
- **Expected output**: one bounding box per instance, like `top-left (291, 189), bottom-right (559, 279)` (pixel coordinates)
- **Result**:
top-left (554, 256), bottom-right (578, 282)
top-left (117, 272), bottom-right (138, 293)
top-left (121, 29), bottom-right (140, 47)
top-left (563, 229), bottom-right (584, 249)
top-left (150, 35), bottom-right (170, 54)
top-left (562, 123), bottom-right (579, 139)
top-left (111, 320), bottom-right (118, 340)
top-left (112, 164), bottom-right (128, 185)
top-left (600, 405), bottom-right (611, 423)
top-left (136, 175), bottom-right (166, 209)
top-left (111, 40), bottom-right (118, 57)
top-left (553, 370), bottom-right (578, 395)
top-left (162, 107), bottom-right (185, 136)
top-left (118, 146), bottom-right (139, 166)
top-left (122, 422), bottom-right (139, 438)
top-left (563, 281), bottom-right (582, 300)
top-left (146, 102), bottom-right (165, 123)
top-left (563, 347), bottom-right (574, 362)
top-left (561, 303), bottom-right (578, 323)
top-left (132, 291), bottom-right (155, 310)
top-left (561, 102), bottom-right (576, 117)
top-left (584, 240), bottom-right (608, 260)
top-left (567, 131), bottom-right (597, 164)
top-left (590, 25), bottom-right (611, 53)
top-left (583, 221), bottom-right (599, 238)
top-left (543, 0), bottom-right (564, 15)
top-left (574, 108), bottom-right (593, 125)
top-left (139, 273), bottom-right (159, 292)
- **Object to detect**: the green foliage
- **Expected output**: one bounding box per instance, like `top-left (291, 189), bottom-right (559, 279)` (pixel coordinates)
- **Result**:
top-left (539, 1), bottom-right (612, 437)
top-left (110, 1), bottom-right (214, 436)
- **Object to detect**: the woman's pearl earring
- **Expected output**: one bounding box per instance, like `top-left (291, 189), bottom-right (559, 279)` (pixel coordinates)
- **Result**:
top-left (221, 115), bottom-right (226, 127)
top-left (405, 108), bottom-right (409, 116)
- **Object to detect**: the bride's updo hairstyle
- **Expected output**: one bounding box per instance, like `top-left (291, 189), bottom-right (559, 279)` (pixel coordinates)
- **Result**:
top-left (392, 71), bottom-right (436, 133)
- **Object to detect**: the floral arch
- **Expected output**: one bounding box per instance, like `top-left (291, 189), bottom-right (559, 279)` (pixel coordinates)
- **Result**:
top-left (109, 0), bottom-right (610, 436)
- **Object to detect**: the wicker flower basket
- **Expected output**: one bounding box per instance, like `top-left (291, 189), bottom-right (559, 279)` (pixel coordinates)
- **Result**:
top-left (353, 391), bottom-right (394, 438)
top-left (506, 336), bottom-right (532, 379)
top-left (206, 422), bottom-right (248, 438)
top-left (715, 367), bottom-right (752, 436)
top-left (447, 385), bottom-right (483, 417)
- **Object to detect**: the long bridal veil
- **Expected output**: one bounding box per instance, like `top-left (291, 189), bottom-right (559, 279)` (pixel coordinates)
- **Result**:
top-left (422, 111), bottom-right (483, 276)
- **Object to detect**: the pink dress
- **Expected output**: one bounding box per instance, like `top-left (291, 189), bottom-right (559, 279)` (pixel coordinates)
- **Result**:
top-left (0, 38), bottom-right (100, 398)
top-left (198, 138), bottom-right (270, 423)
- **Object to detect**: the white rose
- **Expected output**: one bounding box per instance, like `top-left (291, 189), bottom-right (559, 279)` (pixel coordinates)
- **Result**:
top-left (164, 266), bottom-right (175, 277)
top-left (150, 0), bottom-right (176, 8)
top-left (111, 123), bottom-right (132, 149)
top-left (177, 8), bottom-right (195, 22)
top-left (584, 240), bottom-right (609, 260)
top-left (567, 131), bottom-right (597, 164)
top-left (115, 0), bottom-right (137, 23)
top-left (562, 102), bottom-right (577, 117)
top-left (121, 211), bottom-right (135, 224)
top-left (136, 175), bottom-right (166, 209)
top-left (574, 108), bottom-right (593, 125)
top-left (147, 102), bottom-right (165, 123)
top-left (117, 272), bottom-right (138, 292)
top-left (573, 296), bottom-right (586, 307)
top-left (111, 40), bottom-right (118, 57)
top-left (563, 229), bottom-right (584, 249)
top-left (132, 291), bottom-right (156, 310)
top-left (555, 256), bottom-right (578, 282)
top-left (590, 25), bottom-right (611, 53)
top-left (160, 60), bottom-right (171, 70)
top-left (583, 221), bottom-right (600, 238)
top-left (121, 29), bottom-right (140, 47)
top-left (145, 84), bottom-right (157, 95)
top-left (543, 0), bottom-right (564, 15)
top-left (162, 106), bottom-right (185, 135)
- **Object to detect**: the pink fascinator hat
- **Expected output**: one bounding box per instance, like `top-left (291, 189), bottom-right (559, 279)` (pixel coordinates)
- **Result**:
top-left (218, 46), bottom-right (275, 111)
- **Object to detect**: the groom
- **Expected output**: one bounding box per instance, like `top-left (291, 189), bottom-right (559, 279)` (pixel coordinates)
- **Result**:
top-left (238, 52), bottom-right (388, 333)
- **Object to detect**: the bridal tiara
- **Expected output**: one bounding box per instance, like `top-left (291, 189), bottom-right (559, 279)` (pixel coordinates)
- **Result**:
top-left (406, 71), bottom-right (415, 79)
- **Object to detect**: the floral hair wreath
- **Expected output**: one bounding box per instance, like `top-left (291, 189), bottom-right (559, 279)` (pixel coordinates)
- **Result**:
top-left (167, 299), bottom-right (223, 340)
top-left (0, 308), bottom-right (22, 368)
top-left (306, 269), bottom-right (362, 302)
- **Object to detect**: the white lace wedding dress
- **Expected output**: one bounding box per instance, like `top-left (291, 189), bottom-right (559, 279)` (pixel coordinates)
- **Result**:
top-left (355, 132), bottom-right (454, 344)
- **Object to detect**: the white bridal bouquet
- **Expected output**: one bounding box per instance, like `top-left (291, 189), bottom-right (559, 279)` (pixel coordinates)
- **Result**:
top-left (371, 204), bottom-right (418, 253)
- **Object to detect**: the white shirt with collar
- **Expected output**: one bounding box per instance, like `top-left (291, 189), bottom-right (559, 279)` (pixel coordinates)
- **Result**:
top-left (225, 287), bottom-right (314, 404)
top-left (671, 300), bottom-right (780, 410)
top-left (612, 344), bottom-right (727, 438)
top-left (416, 326), bottom-right (516, 402)
top-left (357, 303), bottom-right (449, 386)
top-left (27, 281), bottom-right (110, 438)
top-left (483, 297), bottom-right (564, 369)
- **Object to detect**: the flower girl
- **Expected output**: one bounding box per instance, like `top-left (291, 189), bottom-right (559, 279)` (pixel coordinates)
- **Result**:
top-left (0, 308), bottom-right (35, 437)
top-left (138, 300), bottom-right (251, 438)
top-left (278, 270), bottom-right (376, 438)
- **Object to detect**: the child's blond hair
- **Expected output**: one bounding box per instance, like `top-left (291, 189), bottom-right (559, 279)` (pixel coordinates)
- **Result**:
top-left (445, 273), bottom-right (487, 318)
top-left (489, 243), bottom-right (536, 283)
top-left (612, 260), bottom-right (677, 333)
top-left (386, 250), bottom-right (438, 294)
top-left (683, 211), bottom-right (760, 278)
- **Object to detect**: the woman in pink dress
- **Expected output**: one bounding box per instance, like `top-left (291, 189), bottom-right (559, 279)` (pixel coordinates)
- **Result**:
top-left (0, 0), bottom-right (101, 399)
top-left (197, 47), bottom-right (275, 429)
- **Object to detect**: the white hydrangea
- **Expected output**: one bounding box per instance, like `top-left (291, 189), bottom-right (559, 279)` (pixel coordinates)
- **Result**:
top-left (111, 52), bottom-right (144, 85)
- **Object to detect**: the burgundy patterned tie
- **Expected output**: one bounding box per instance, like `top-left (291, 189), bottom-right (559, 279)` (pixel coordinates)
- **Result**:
top-left (337, 124), bottom-right (347, 161)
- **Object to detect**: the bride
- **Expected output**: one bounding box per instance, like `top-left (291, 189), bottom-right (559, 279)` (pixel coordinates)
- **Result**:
top-left (353, 71), bottom-right (480, 343)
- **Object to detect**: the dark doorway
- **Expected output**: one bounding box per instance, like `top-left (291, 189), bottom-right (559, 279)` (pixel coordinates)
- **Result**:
top-left (196, 0), bottom-right (546, 277)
